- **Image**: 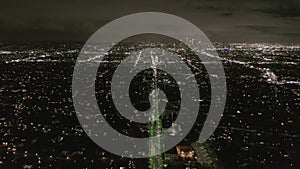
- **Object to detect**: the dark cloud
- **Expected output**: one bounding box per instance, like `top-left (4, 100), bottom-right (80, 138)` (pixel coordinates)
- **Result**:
top-left (0, 0), bottom-right (299, 43)
top-left (257, 0), bottom-right (300, 17)
top-left (220, 12), bottom-right (234, 17)
top-left (237, 25), bottom-right (276, 32)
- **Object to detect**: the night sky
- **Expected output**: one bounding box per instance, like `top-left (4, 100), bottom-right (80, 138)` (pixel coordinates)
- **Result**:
top-left (0, 0), bottom-right (299, 43)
